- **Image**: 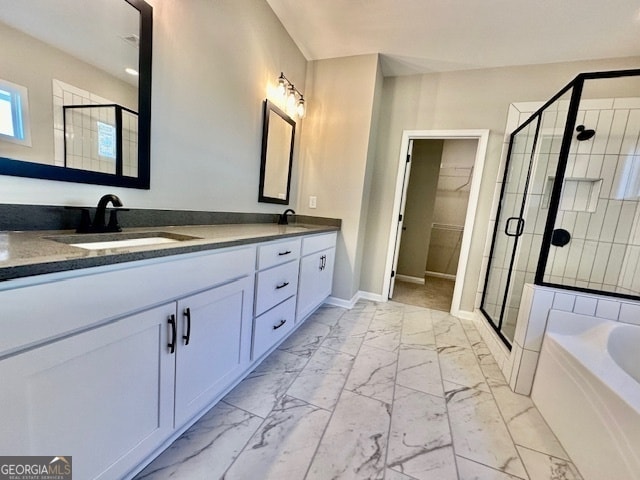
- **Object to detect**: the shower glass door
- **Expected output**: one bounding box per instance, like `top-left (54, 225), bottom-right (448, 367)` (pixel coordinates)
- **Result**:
top-left (482, 91), bottom-right (573, 345)
top-left (481, 119), bottom-right (539, 345)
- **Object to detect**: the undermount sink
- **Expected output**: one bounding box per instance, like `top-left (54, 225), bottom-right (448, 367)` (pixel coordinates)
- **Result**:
top-left (46, 232), bottom-right (202, 251)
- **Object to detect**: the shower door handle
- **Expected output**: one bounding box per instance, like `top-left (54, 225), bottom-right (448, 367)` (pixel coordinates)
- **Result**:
top-left (504, 217), bottom-right (524, 237)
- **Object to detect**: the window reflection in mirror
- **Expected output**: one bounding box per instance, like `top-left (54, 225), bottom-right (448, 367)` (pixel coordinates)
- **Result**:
top-left (259, 100), bottom-right (295, 205)
top-left (0, 0), bottom-right (152, 189)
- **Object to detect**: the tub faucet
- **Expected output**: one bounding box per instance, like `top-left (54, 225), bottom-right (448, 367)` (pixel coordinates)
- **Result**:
top-left (278, 208), bottom-right (296, 225)
top-left (92, 194), bottom-right (124, 232)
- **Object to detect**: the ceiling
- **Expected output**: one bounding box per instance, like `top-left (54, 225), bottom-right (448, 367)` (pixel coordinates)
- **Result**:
top-left (266, 0), bottom-right (640, 76)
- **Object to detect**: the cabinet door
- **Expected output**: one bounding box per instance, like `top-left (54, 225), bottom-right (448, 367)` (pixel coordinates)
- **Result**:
top-left (174, 276), bottom-right (253, 427)
top-left (0, 304), bottom-right (176, 480)
top-left (297, 247), bottom-right (336, 321)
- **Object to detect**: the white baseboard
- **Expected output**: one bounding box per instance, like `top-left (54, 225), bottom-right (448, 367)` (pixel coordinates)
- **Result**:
top-left (325, 295), bottom-right (358, 309)
top-left (325, 290), bottom-right (388, 309)
top-left (357, 290), bottom-right (387, 303)
top-left (425, 271), bottom-right (456, 281)
top-left (396, 274), bottom-right (425, 285)
top-left (452, 309), bottom-right (475, 320)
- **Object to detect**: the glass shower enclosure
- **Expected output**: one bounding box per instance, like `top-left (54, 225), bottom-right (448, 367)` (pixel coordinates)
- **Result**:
top-left (481, 69), bottom-right (640, 347)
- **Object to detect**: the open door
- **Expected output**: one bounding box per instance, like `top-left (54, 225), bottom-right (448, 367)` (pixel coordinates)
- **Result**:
top-left (388, 139), bottom-right (413, 298)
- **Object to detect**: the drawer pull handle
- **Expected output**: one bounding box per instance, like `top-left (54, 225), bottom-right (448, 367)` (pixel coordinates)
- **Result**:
top-left (273, 319), bottom-right (287, 330)
top-left (278, 250), bottom-right (292, 256)
top-left (319, 255), bottom-right (326, 270)
top-left (168, 314), bottom-right (177, 354)
top-left (276, 281), bottom-right (290, 290)
top-left (183, 307), bottom-right (192, 346)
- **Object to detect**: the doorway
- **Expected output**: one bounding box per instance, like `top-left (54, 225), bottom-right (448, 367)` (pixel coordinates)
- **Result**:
top-left (384, 130), bottom-right (489, 317)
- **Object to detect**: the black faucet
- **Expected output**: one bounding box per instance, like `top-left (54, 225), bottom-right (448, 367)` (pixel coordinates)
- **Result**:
top-left (75, 194), bottom-right (125, 233)
top-left (93, 194), bottom-right (124, 232)
top-left (278, 208), bottom-right (296, 225)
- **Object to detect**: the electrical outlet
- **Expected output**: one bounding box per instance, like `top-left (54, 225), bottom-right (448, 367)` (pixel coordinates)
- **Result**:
top-left (309, 196), bottom-right (317, 208)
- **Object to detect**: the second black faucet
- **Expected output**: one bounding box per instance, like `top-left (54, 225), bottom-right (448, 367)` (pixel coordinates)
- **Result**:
top-left (278, 209), bottom-right (296, 225)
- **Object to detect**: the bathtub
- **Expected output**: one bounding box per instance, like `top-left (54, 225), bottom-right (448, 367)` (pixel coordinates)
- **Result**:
top-left (531, 311), bottom-right (640, 480)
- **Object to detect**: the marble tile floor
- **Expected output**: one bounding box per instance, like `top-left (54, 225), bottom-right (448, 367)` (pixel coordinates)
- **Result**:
top-left (134, 301), bottom-right (582, 480)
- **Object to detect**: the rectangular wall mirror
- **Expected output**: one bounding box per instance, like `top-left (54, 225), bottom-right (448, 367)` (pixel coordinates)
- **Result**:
top-left (0, 0), bottom-right (152, 189)
top-left (259, 100), bottom-right (295, 204)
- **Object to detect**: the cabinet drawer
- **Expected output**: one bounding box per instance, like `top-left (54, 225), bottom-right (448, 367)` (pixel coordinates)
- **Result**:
top-left (302, 232), bottom-right (337, 255)
top-left (255, 261), bottom-right (299, 316)
top-left (258, 238), bottom-right (301, 270)
top-left (252, 296), bottom-right (296, 360)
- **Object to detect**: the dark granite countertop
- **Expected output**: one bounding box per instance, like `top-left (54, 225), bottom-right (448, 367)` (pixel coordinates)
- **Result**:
top-left (0, 223), bottom-right (339, 283)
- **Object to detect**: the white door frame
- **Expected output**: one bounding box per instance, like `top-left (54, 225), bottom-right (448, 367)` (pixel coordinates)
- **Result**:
top-left (383, 129), bottom-right (489, 317)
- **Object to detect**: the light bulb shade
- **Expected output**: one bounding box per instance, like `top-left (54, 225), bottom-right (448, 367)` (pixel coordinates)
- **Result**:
top-left (296, 98), bottom-right (305, 118)
top-left (277, 77), bottom-right (287, 97)
top-left (286, 88), bottom-right (297, 114)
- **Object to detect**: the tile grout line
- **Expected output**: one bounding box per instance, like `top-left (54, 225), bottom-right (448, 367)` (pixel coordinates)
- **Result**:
top-left (434, 311), bottom-right (462, 480)
top-left (300, 304), bottom-right (376, 480)
top-left (382, 303), bottom-right (404, 479)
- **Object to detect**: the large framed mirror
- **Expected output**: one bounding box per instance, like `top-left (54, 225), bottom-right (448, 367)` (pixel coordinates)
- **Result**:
top-left (259, 100), bottom-right (295, 204)
top-left (0, 0), bottom-right (152, 189)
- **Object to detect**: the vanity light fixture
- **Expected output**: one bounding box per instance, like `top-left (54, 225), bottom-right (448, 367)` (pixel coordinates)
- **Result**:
top-left (276, 72), bottom-right (305, 118)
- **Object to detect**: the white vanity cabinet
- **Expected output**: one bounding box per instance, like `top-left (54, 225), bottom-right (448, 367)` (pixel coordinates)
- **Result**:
top-left (252, 238), bottom-right (301, 360)
top-left (0, 303), bottom-right (177, 480)
top-left (0, 228), bottom-right (337, 480)
top-left (297, 232), bottom-right (337, 321)
top-left (0, 245), bottom-right (255, 480)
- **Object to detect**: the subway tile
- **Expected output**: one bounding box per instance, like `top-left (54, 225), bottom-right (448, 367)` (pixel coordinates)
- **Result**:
top-left (614, 202), bottom-right (638, 243)
top-left (592, 110), bottom-right (614, 155)
top-left (513, 284), bottom-right (533, 346)
top-left (553, 292), bottom-right (575, 312)
top-left (573, 295), bottom-right (597, 316)
top-left (522, 288), bottom-right (555, 351)
top-left (619, 302), bottom-right (640, 326)
top-left (603, 244), bottom-right (626, 286)
top-left (589, 242), bottom-right (611, 284)
top-left (508, 344), bottom-right (523, 391)
top-left (595, 299), bottom-right (621, 320)
top-left (606, 109), bottom-right (630, 155)
top-left (513, 348), bottom-right (539, 395)
top-left (620, 109), bottom-right (640, 156)
top-left (613, 98), bottom-right (640, 109)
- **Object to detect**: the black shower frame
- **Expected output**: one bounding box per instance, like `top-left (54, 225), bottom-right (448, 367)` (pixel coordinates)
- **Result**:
top-left (480, 68), bottom-right (640, 348)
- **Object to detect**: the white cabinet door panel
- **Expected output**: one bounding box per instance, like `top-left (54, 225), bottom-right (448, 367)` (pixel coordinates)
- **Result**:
top-left (0, 304), bottom-right (176, 480)
top-left (174, 276), bottom-right (253, 427)
top-left (297, 247), bottom-right (335, 321)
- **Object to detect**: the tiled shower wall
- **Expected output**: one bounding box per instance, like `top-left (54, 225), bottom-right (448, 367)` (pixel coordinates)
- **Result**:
top-left (479, 97), bottom-right (640, 336)
top-left (546, 98), bottom-right (640, 295)
top-left (52, 79), bottom-right (138, 176)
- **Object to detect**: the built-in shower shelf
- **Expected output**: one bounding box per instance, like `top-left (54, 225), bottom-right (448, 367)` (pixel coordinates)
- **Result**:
top-left (543, 176), bottom-right (602, 212)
